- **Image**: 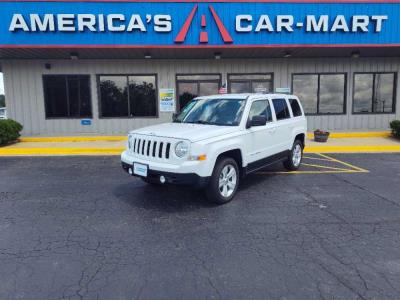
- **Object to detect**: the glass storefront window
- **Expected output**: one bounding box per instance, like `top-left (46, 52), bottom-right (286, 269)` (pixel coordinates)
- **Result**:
top-left (228, 74), bottom-right (273, 94)
top-left (353, 73), bottom-right (396, 113)
top-left (292, 73), bottom-right (346, 114)
top-left (43, 75), bottom-right (92, 118)
top-left (99, 75), bottom-right (157, 117)
top-left (176, 74), bottom-right (221, 111)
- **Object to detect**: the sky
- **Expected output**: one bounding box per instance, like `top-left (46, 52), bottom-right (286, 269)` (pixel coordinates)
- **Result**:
top-left (0, 73), bottom-right (4, 95)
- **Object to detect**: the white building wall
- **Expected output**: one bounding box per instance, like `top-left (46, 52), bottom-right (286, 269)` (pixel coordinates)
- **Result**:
top-left (1, 57), bottom-right (399, 136)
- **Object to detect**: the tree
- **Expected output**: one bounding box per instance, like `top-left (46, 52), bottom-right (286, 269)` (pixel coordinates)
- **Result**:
top-left (0, 95), bottom-right (5, 108)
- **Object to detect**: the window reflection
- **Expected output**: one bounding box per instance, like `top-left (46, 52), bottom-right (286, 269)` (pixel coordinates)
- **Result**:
top-left (354, 73), bottom-right (395, 113)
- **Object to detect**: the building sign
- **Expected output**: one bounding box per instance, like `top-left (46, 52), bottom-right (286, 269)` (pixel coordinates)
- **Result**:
top-left (0, 1), bottom-right (398, 47)
top-left (159, 88), bottom-right (175, 112)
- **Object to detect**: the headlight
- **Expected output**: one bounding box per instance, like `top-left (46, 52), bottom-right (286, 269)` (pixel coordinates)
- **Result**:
top-left (175, 141), bottom-right (189, 158)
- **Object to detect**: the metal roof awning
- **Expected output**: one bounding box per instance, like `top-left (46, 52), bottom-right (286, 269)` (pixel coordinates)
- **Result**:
top-left (1, 46), bottom-right (400, 59)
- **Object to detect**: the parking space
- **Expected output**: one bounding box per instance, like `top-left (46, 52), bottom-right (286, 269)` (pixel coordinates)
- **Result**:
top-left (0, 154), bottom-right (399, 299)
top-left (258, 153), bottom-right (369, 175)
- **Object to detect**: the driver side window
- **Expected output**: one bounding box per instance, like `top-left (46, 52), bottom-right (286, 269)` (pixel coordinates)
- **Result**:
top-left (248, 100), bottom-right (273, 122)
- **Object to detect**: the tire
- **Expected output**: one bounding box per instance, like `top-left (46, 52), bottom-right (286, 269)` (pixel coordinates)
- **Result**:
top-left (206, 157), bottom-right (240, 204)
top-left (283, 140), bottom-right (303, 171)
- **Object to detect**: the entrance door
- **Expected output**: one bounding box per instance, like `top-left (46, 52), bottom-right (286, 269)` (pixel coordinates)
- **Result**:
top-left (176, 74), bottom-right (221, 111)
top-left (228, 74), bottom-right (273, 94)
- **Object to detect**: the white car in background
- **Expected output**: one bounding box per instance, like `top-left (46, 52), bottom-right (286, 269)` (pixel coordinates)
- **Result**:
top-left (121, 94), bottom-right (307, 204)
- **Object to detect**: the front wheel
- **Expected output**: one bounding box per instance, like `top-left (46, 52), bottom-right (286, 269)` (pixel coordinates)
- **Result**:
top-left (206, 157), bottom-right (239, 204)
top-left (283, 140), bottom-right (303, 171)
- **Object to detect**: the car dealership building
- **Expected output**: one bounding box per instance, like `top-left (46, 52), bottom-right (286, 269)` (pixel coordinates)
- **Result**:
top-left (0, 0), bottom-right (399, 135)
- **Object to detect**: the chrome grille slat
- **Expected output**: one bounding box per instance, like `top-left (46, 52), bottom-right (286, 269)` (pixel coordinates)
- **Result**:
top-left (130, 134), bottom-right (177, 161)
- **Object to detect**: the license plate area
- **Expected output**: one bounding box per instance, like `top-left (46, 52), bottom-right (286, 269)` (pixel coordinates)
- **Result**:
top-left (133, 162), bottom-right (148, 177)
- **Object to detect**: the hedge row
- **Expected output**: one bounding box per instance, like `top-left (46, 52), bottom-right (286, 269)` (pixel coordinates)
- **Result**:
top-left (0, 119), bottom-right (23, 145)
top-left (390, 120), bottom-right (400, 138)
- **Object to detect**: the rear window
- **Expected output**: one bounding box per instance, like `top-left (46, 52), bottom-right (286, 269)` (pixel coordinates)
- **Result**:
top-left (272, 98), bottom-right (290, 120)
top-left (289, 98), bottom-right (303, 117)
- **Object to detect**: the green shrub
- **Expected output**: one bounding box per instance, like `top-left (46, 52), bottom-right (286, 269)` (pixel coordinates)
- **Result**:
top-left (0, 119), bottom-right (23, 145)
top-left (390, 120), bottom-right (400, 138)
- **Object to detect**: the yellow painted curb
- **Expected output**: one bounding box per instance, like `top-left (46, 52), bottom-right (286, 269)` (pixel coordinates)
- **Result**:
top-left (19, 131), bottom-right (391, 143)
top-left (305, 145), bottom-right (400, 153)
top-left (306, 131), bottom-right (391, 139)
top-left (19, 136), bottom-right (127, 143)
top-left (1, 145), bottom-right (400, 156)
top-left (0, 147), bottom-right (125, 156)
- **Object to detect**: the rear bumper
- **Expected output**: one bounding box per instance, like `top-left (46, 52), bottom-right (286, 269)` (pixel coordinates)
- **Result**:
top-left (121, 162), bottom-right (210, 188)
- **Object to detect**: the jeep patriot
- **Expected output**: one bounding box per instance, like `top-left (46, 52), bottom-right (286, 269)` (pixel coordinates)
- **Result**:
top-left (121, 94), bottom-right (307, 204)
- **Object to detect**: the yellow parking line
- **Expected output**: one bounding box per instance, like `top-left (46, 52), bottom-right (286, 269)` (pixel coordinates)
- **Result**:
top-left (316, 153), bottom-right (369, 172)
top-left (301, 162), bottom-right (351, 171)
top-left (303, 156), bottom-right (335, 162)
top-left (257, 170), bottom-right (367, 175)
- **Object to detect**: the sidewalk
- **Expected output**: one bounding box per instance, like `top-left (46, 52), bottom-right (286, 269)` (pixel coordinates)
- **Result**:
top-left (0, 132), bottom-right (399, 156)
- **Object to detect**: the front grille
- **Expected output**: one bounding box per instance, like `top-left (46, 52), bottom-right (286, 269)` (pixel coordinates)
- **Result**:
top-left (130, 136), bottom-right (172, 160)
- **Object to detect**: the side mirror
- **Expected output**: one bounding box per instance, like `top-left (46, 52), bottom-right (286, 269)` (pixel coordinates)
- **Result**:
top-left (246, 115), bottom-right (267, 128)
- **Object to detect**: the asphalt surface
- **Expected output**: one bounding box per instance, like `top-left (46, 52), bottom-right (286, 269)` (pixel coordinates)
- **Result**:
top-left (0, 154), bottom-right (400, 300)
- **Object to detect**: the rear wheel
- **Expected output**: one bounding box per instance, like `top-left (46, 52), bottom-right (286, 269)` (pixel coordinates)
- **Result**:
top-left (206, 157), bottom-right (239, 204)
top-left (283, 140), bottom-right (303, 171)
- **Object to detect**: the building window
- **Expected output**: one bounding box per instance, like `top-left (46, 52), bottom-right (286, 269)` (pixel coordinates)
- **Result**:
top-left (289, 98), bottom-right (303, 117)
top-left (99, 75), bottom-right (157, 118)
top-left (228, 74), bottom-right (273, 94)
top-left (272, 98), bottom-right (290, 120)
top-left (43, 75), bottom-right (92, 118)
top-left (176, 74), bottom-right (221, 111)
top-left (292, 73), bottom-right (346, 115)
top-left (353, 72), bottom-right (396, 114)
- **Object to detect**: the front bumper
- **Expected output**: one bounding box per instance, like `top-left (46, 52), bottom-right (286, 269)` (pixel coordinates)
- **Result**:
top-left (121, 161), bottom-right (209, 188)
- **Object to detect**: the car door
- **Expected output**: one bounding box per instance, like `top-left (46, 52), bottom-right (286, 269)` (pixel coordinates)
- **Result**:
top-left (270, 97), bottom-right (293, 154)
top-left (244, 99), bottom-right (276, 164)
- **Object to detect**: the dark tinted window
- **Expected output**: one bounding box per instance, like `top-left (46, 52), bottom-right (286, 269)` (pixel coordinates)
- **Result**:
top-left (248, 100), bottom-right (272, 122)
top-left (272, 98), bottom-right (290, 120)
top-left (228, 74), bottom-right (273, 94)
top-left (176, 74), bottom-right (221, 111)
top-left (289, 98), bottom-right (302, 117)
top-left (43, 75), bottom-right (92, 118)
top-left (99, 75), bottom-right (157, 117)
top-left (292, 73), bottom-right (346, 114)
top-left (353, 73), bottom-right (395, 113)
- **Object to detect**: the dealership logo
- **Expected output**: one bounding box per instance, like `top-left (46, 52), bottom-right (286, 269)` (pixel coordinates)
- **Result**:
top-left (8, 7), bottom-right (388, 43)
top-left (174, 5), bottom-right (232, 44)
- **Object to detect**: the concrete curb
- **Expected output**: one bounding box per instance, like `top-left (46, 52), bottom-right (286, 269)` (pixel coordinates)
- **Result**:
top-left (18, 131), bottom-right (392, 143)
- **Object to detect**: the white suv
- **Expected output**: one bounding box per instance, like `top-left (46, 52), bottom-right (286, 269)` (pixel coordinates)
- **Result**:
top-left (121, 94), bottom-right (307, 204)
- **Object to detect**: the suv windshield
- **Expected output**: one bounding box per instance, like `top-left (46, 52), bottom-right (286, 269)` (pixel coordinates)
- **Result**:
top-left (174, 98), bottom-right (246, 126)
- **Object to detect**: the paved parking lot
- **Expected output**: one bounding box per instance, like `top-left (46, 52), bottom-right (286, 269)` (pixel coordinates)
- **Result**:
top-left (1, 154), bottom-right (400, 300)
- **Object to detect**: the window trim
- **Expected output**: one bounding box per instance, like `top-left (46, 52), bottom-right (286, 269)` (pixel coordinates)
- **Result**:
top-left (43, 74), bottom-right (93, 120)
top-left (227, 73), bottom-right (274, 94)
top-left (97, 73), bottom-right (159, 119)
top-left (352, 71), bottom-right (397, 115)
top-left (175, 73), bottom-right (222, 112)
top-left (291, 72), bottom-right (347, 116)
top-left (247, 99), bottom-right (273, 124)
top-left (271, 97), bottom-right (291, 121)
top-left (288, 98), bottom-right (304, 117)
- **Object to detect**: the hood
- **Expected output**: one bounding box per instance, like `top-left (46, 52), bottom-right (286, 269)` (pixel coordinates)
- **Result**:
top-left (130, 122), bottom-right (239, 142)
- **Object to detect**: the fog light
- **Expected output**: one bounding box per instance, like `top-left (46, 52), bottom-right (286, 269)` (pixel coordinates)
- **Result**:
top-left (128, 168), bottom-right (133, 175)
top-left (160, 175), bottom-right (166, 184)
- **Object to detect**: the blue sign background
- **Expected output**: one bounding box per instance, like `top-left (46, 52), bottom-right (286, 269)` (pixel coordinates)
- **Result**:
top-left (0, 1), bottom-right (398, 46)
